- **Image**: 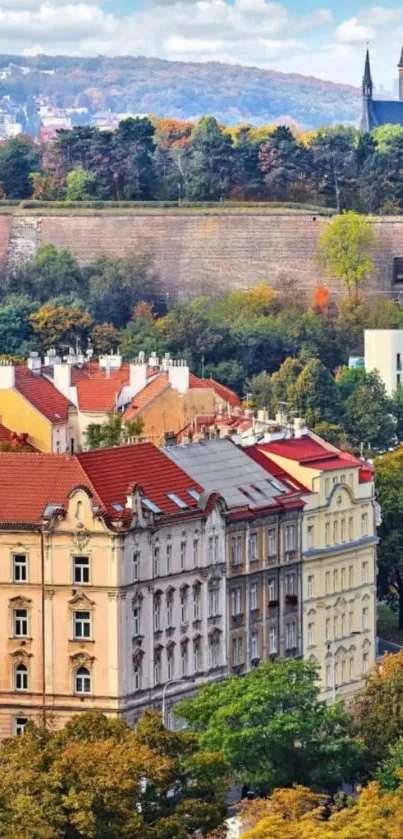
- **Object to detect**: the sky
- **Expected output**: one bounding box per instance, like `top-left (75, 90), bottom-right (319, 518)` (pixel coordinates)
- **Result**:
top-left (1, 0), bottom-right (403, 89)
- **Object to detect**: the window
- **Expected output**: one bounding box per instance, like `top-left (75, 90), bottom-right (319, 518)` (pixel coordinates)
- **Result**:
top-left (325, 522), bottom-right (330, 547)
top-left (180, 542), bottom-right (187, 571)
top-left (361, 513), bottom-right (368, 537)
top-left (180, 589), bottom-right (188, 623)
top-left (268, 528), bottom-right (277, 557)
top-left (232, 637), bottom-right (243, 665)
top-left (75, 666), bottom-right (91, 694)
top-left (181, 643), bottom-right (188, 676)
top-left (307, 526), bottom-right (314, 549)
top-left (134, 661), bottom-right (141, 691)
top-left (348, 473), bottom-right (354, 490)
top-left (250, 583), bottom-right (258, 611)
top-left (167, 647), bottom-right (174, 680)
top-left (269, 626), bottom-right (277, 654)
top-left (334, 615), bottom-right (338, 637)
top-left (153, 596), bottom-right (161, 631)
top-left (208, 585), bottom-right (220, 617)
top-left (307, 575), bottom-right (314, 598)
top-left (73, 611), bottom-right (91, 639)
top-left (153, 546), bottom-right (160, 577)
top-left (193, 539), bottom-right (199, 567)
top-left (340, 474), bottom-right (346, 485)
top-left (325, 478), bottom-right (330, 497)
top-left (285, 573), bottom-right (295, 595)
top-left (14, 663), bottom-right (28, 691)
top-left (341, 659), bottom-right (346, 683)
top-left (193, 638), bottom-right (202, 672)
top-left (208, 536), bottom-right (214, 564)
top-left (251, 631), bottom-right (259, 660)
top-left (73, 556), bottom-right (89, 585)
top-left (349, 565), bottom-right (354, 587)
top-left (166, 592), bottom-right (173, 627)
top-left (285, 525), bottom-right (295, 554)
top-left (154, 650), bottom-right (162, 685)
top-left (307, 623), bottom-right (314, 646)
top-left (231, 535), bottom-right (242, 567)
top-left (349, 517), bottom-right (354, 541)
top-left (14, 717), bottom-right (27, 736)
top-left (14, 609), bottom-right (28, 638)
top-left (362, 606), bottom-right (369, 631)
top-left (349, 657), bottom-right (354, 681)
top-left (341, 567), bottom-right (346, 590)
top-left (209, 633), bottom-right (220, 668)
top-left (341, 519), bottom-right (346, 543)
top-left (341, 612), bottom-right (346, 636)
top-left (193, 585), bottom-right (201, 620)
top-left (268, 577), bottom-right (277, 602)
top-left (333, 520), bottom-right (338, 544)
top-left (13, 554), bottom-right (27, 583)
top-left (349, 610), bottom-right (354, 632)
top-left (250, 533), bottom-right (258, 562)
top-left (362, 561), bottom-right (369, 584)
top-left (398, 353), bottom-right (402, 371)
top-left (214, 535), bottom-right (219, 563)
top-left (133, 551), bottom-right (140, 581)
top-left (333, 569), bottom-right (339, 592)
top-left (325, 571), bottom-right (331, 594)
top-left (133, 605), bottom-right (141, 636)
top-left (326, 665), bottom-right (331, 689)
top-left (362, 652), bottom-right (369, 675)
top-left (166, 544), bottom-right (172, 574)
top-left (231, 587), bottom-right (242, 616)
top-left (325, 618), bottom-right (330, 640)
top-left (286, 622), bottom-right (296, 650)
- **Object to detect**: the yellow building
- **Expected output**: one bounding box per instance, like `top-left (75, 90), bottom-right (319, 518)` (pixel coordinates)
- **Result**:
top-left (252, 433), bottom-right (377, 700)
top-left (0, 361), bottom-right (78, 453)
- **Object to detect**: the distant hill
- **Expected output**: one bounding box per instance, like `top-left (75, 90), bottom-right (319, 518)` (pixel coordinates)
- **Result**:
top-left (0, 54), bottom-right (360, 128)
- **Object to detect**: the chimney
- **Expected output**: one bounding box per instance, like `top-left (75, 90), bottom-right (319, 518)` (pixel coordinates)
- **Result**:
top-left (148, 352), bottom-right (159, 369)
top-left (169, 359), bottom-right (190, 393)
top-left (130, 355), bottom-right (147, 396)
top-left (44, 347), bottom-right (61, 367)
top-left (0, 361), bottom-right (15, 389)
top-left (53, 362), bottom-right (72, 399)
top-left (27, 352), bottom-right (42, 375)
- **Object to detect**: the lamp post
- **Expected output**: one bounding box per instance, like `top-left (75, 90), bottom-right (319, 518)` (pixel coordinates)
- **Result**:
top-left (162, 676), bottom-right (195, 728)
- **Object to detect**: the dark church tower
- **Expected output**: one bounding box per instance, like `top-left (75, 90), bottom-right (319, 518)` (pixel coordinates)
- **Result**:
top-left (399, 47), bottom-right (403, 100)
top-left (360, 49), bottom-right (374, 132)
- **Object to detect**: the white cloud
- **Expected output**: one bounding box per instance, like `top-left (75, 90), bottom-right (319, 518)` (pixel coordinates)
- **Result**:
top-left (336, 16), bottom-right (375, 44)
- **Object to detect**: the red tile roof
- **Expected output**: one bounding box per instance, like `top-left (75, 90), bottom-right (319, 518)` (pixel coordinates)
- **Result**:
top-left (0, 453), bottom-right (96, 523)
top-left (245, 444), bottom-right (309, 493)
top-left (123, 373), bottom-right (170, 419)
top-left (77, 379), bottom-right (123, 412)
top-left (77, 443), bottom-right (203, 516)
top-left (15, 368), bottom-right (72, 424)
top-left (259, 437), bottom-right (361, 469)
top-left (189, 373), bottom-right (241, 407)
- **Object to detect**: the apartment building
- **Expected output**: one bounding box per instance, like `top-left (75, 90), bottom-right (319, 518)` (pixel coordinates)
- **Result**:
top-left (165, 439), bottom-right (305, 670)
top-left (0, 444), bottom-right (228, 737)
top-left (365, 328), bottom-right (403, 395)
top-left (250, 433), bottom-right (377, 700)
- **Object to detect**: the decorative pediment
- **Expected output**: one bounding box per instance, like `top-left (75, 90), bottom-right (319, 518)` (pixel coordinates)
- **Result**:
top-left (208, 626), bottom-right (222, 637)
top-left (133, 649), bottom-right (145, 663)
top-left (193, 579), bottom-right (202, 590)
top-left (69, 651), bottom-right (95, 667)
top-left (9, 648), bottom-right (32, 663)
top-left (132, 592), bottom-right (144, 607)
top-left (68, 591), bottom-right (95, 608)
top-left (9, 595), bottom-right (31, 608)
top-left (166, 639), bottom-right (176, 650)
top-left (179, 583), bottom-right (190, 592)
top-left (166, 585), bottom-right (176, 595)
top-left (180, 636), bottom-right (189, 646)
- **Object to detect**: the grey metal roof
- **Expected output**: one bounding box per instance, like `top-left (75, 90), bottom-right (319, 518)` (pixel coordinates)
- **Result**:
top-left (164, 439), bottom-right (287, 510)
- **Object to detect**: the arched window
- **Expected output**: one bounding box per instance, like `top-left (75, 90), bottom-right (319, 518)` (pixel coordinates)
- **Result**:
top-left (15, 663), bottom-right (28, 691)
top-left (75, 666), bottom-right (91, 694)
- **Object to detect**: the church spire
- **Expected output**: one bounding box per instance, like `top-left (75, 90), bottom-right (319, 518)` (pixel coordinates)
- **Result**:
top-left (363, 48), bottom-right (373, 99)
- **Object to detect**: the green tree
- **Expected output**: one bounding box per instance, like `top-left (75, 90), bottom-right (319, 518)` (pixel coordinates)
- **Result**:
top-left (291, 358), bottom-right (340, 426)
top-left (258, 126), bottom-right (313, 202)
top-left (246, 371), bottom-right (272, 409)
top-left (317, 211), bottom-right (376, 300)
top-left (186, 116), bottom-right (234, 201)
top-left (177, 659), bottom-right (363, 794)
top-left (65, 167), bottom-right (98, 200)
top-left (111, 117), bottom-right (157, 200)
top-left (342, 371), bottom-right (395, 453)
top-left (84, 412), bottom-right (145, 450)
top-left (353, 651), bottom-right (403, 775)
top-left (90, 322), bottom-right (122, 355)
top-left (0, 136), bottom-right (40, 198)
top-left (0, 294), bottom-right (36, 355)
top-left (270, 357), bottom-right (304, 414)
top-left (86, 254), bottom-right (163, 328)
top-left (375, 448), bottom-right (403, 629)
top-left (9, 244), bottom-right (84, 303)
top-left (391, 386), bottom-right (403, 442)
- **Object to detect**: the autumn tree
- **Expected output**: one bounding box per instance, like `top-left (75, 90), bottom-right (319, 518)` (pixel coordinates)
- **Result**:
top-left (317, 211), bottom-right (376, 300)
top-left (352, 652), bottom-right (403, 774)
top-left (30, 303), bottom-right (93, 350)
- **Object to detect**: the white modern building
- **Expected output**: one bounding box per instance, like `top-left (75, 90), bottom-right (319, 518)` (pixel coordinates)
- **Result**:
top-left (365, 329), bottom-right (403, 395)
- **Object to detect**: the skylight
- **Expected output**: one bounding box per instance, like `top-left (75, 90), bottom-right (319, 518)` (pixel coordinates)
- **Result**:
top-left (43, 503), bottom-right (62, 517)
top-left (142, 498), bottom-right (162, 514)
top-left (267, 478), bottom-right (287, 494)
top-left (167, 492), bottom-right (188, 509)
top-left (111, 502), bottom-right (123, 512)
top-left (187, 489), bottom-right (200, 501)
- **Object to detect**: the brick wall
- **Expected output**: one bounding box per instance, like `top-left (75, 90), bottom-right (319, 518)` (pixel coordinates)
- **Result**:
top-left (3, 212), bottom-right (403, 298)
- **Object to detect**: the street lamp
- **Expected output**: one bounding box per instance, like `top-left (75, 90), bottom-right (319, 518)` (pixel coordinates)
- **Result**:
top-left (162, 676), bottom-right (195, 728)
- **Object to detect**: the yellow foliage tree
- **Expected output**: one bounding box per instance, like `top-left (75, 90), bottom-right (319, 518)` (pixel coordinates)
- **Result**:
top-left (30, 303), bottom-right (94, 350)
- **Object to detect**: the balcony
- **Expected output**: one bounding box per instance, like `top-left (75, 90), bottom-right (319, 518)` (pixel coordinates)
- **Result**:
top-left (285, 593), bottom-right (298, 605)
top-left (268, 599), bottom-right (279, 609)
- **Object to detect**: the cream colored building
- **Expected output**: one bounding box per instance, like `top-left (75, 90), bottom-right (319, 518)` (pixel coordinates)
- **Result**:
top-left (250, 432), bottom-right (377, 700)
top-left (365, 328), bottom-right (403, 395)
